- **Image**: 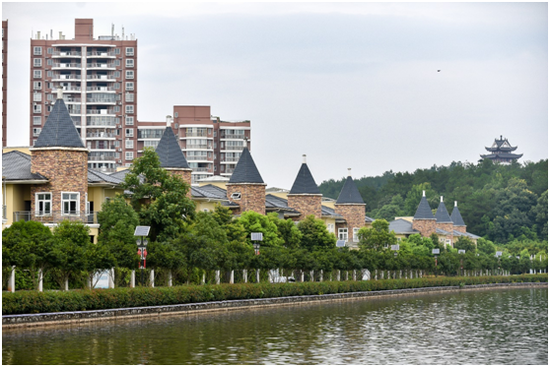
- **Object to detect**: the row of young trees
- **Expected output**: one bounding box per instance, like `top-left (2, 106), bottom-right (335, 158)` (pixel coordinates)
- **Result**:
top-left (3, 150), bottom-right (547, 291)
top-left (319, 159), bottom-right (548, 243)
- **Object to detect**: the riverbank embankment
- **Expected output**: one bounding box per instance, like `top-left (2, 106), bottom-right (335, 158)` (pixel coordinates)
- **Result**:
top-left (3, 281), bottom-right (547, 329)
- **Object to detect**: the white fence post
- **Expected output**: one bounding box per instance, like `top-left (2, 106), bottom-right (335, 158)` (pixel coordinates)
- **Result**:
top-left (130, 270), bottom-right (135, 288)
top-left (243, 269), bottom-right (248, 283)
top-left (300, 269), bottom-right (304, 282)
top-left (108, 268), bottom-right (115, 289)
top-left (320, 269), bottom-right (323, 282)
top-left (215, 270), bottom-right (220, 284)
top-left (150, 269), bottom-right (155, 288)
top-left (256, 269), bottom-right (260, 283)
top-left (310, 270), bottom-right (315, 282)
top-left (38, 268), bottom-right (44, 292)
top-left (337, 270), bottom-right (341, 281)
top-left (230, 270), bottom-right (234, 284)
top-left (8, 266), bottom-right (15, 293)
top-left (168, 269), bottom-right (173, 287)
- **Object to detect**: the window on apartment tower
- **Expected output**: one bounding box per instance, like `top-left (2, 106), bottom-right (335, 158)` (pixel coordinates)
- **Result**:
top-left (125, 116), bottom-right (134, 125)
top-left (33, 116), bottom-right (41, 125)
top-left (33, 58), bottom-right (42, 67)
top-left (125, 105), bottom-right (134, 114)
top-left (33, 92), bottom-right (42, 102)
top-left (125, 128), bottom-right (134, 137)
top-left (33, 128), bottom-right (42, 137)
top-left (33, 46), bottom-right (42, 55)
top-left (125, 152), bottom-right (134, 161)
top-left (125, 93), bottom-right (134, 102)
top-left (125, 82), bottom-right (134, 90)
top-left (125, 47), bottom-right (134, 56)
top-left (33, 104), bottom-right (42, 113)
top-left (125, 70), bottom-right (134, 79)
top-left (61, 192), bottom-right (79, 215)
top-left (125, 140), bottom-right (134, 149)
top-left (35, 193), bottom-right (52, 216)
top-left (125, 59), bottom-right (134, 67)
top-left (33, 70), bottom-right (42, 79)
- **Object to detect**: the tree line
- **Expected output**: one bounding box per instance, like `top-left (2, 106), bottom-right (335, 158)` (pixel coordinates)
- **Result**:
top-left (319, 159), bottom-right (548, 244)
top-left (3, 150), bottom-right (547, 291)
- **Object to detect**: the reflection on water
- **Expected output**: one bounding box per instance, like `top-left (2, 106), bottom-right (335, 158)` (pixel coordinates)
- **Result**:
top-left (2, 287), bottom-right (547, 364)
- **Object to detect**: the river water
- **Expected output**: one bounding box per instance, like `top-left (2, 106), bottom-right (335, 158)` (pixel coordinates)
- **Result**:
top-left (2, 287), bottom-right (547, 364)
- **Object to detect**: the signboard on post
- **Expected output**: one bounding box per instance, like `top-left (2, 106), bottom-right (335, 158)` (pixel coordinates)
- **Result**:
top-left (458, 249), bottom-right (466, 254)
top-left (496, 251), bottom-right (503, 257)
top-left (432, 249), bottom-right (440, 255)
top-left (251, 232), bottom-right (263, 241)
top-left (134, 226), bottom-right (150, 237)
top-left (336, 240), bottom-right (346, 248)
top-left (391, 245), bottom-right (400, 251)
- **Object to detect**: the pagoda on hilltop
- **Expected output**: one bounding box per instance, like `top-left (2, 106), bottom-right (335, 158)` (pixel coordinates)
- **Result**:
top-left (480, 136), bottom-right (523, 164)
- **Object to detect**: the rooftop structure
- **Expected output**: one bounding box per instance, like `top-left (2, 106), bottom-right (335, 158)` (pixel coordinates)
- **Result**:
top-left (480, 135), bottom-right (523, 164)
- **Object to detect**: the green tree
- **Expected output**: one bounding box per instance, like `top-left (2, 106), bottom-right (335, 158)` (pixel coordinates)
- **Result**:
top-left (237, 211), bottom-right (284, 248)
top-left (297, 215), bottom-right (336, 251)
top-left (97, 195), bottom-right (140, 269)
top-left (270, 213), bottom-right (302, 249)
top-left (357, 219), bottom-right (397, 251)
top-left (50, 220), bottom-right (95, 290)
top-left (121, 147), bottom-right (195, 242)
top-left (454, 236), bottom-right (476, 253)
top-left (2, 221), bottom-right (54, 290)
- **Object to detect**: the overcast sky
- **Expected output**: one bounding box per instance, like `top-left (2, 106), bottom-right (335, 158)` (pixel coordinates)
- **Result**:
top-left (2, 2), bottom-right (548, 189)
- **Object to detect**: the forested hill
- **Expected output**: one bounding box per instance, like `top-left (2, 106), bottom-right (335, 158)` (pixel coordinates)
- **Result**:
top-left (319, 159), bottom-right (548, 243)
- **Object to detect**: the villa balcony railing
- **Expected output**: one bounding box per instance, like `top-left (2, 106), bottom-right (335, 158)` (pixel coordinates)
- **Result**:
top-left (13, 211), bottom-right (99, 224)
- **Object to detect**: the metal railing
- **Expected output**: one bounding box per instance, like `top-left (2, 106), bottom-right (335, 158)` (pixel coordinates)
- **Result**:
top-left (52, 51), bottom-right (82, 57)
top-left (52, 63), bottom-right (82, 68)
top-left (87, 63), bottom-right (116, 68)
top-left (220, 134), bottom-right (246, 139)
top-left (86, 132), bottom-right (116, 138)
top-left (184, 132), bottom-right (209, 137)
top-left (185, 145), bottom-right (211, 150)
top-left (223, 145), bottom-right (245, 151)
top-left (86, 86), bottom-right (116, 92)
top-left (13, 211), bottom-right (98, 224)
top-left (87, 51), bottom-right (116, 57)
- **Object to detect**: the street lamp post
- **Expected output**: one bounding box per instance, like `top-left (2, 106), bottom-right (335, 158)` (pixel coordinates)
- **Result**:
top-left (432, 248), bottom-right (440, 277)
top-left (134, 226), bottom-right (151, 287)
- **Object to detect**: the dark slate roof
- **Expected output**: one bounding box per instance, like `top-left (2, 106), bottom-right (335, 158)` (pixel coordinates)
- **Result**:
top-left (192, 184), bottom-right (228, 200)
top-left (435, 200), bottom-right (452, 223)
top-left (265, 194), bottom-right (300, 215)
top-left (156, 127), bottom-right (190, 169)
top-left (435, 228), bottom-right (452, 235)
top-left (228, 147), bottom-right (264, 184)
top-left (453, 230), bottom-right (481, 240)
top-left (414, 195), bottom-right (435, 219)
top-left (480, 152), bottom-right (523, 159)
top-left (88, 169), bottom-right (123, 185)
top-left (389, 219), bottom-right (419, 234)
top-left (289, 163), bottom-right (320, 195)
top-left (336, 176), bottom-right (365, 204)
top-left (450, 204), bottom-right (466, 226)
top-left (34, 98), bottom-right (85, 148)
top-left (321, 205), bottom-right (344, 219)
top-left (1, 151), bottom-right (47, 181)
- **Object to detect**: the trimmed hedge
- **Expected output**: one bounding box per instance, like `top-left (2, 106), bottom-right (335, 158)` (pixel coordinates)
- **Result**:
top-left (2, 274), bottom-right (547, 315)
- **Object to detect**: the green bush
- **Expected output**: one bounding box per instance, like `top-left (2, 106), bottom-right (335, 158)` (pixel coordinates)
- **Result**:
top-left (2, 274), bottom-right (547, 315)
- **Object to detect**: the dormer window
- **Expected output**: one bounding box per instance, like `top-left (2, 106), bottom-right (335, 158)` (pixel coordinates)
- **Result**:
top-left (231, 192), bottom-right (241, 200)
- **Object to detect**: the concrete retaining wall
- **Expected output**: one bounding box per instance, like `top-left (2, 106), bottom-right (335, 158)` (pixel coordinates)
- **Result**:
top-left (3, 282), bottom-right (547, 329)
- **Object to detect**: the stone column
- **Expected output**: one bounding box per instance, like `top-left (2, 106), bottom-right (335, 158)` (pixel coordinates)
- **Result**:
top-left (243, 269), bottom-right (248, 283)
top-left (353, 270), bottom-right (357, 281)
top-left (320, 270), bottom-right (323, 282)
top-left (215, 270), bottom-right (220, 284)
top-left (150, 269), bottom-right (155, 288)
top-left (64, 278), bottom-right (69, 291)
top-left (230, 270), bottom-right (234, 284)
top-left (345, 271), bottom-right (349, 281)
top-left (130, 270), bottom-right (135, 288)
top-left (300, 270), bottom-right (304, 282)
top-left (256, 269), bottom-right (260, 283)
top-left (202, 272), bottom-right (206, 285)
top-left (310, 270), bottom-right (315, 282)
top-left (337, 270), bottom-right (341, 281)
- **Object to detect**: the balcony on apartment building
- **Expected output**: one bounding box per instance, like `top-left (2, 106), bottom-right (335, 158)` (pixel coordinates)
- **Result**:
top-left (13, 211), bottom-right (99, 224)
top-left (86, 85), bottom-right (116, 92)
top-left (86, 116), bottom-right (118, 127)
top-left (87, 62), bottom-right (116, 70)
top-left (86, 73), bottom-right (117, 82)
top-left (86, 94), bottom-right (117, 105)
top-left (86, 50), bottom-right (116, 58)
top-left (86, 129), bottom-right (117, 139)
top-left (88, 153), bottom-right (118, 161)
top-left (51, 62), bottom-right (82, 70)
top-left (86, 108), bottom-right (117, 115)
top-left (51, 73), bottom-right (82, 81)
top-left (52, 50), bottom-right (82, 58)
top-left (87, 140), bottom-right (117, 150)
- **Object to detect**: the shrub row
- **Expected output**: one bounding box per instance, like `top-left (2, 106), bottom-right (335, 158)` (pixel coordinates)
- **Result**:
top-left (2, 274), bottom-right (547, 315)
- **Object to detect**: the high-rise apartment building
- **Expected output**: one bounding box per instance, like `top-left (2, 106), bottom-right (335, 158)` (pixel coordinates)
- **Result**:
top-left (137, 106), bottom-right (251, 184)
top-left (2, 20), bottom-right (8, 147)
top-left (30, 19), bottom-right (137, 172)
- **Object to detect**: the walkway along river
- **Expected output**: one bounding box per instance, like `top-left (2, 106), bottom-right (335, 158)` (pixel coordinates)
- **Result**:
top-left (2, 285), bottom-right (547, 364)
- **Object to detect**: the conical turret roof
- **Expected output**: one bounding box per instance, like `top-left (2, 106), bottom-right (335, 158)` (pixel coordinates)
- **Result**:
top-left (228, 147), bottom-right (264, 184)
top-left (450, 201), bottom-right (466, 226)
top-left (289, 156), bottom-right (320, 195)
top-left (156, 126), bottom-right (190, 169)
top-left (336, 171), bottom-right (364, 204)
top-left (414, 191), bottom-right (435, 219)
top-left (435, 197), bottom-right (452, 223)
top-left (34, 98), bottom-right (85, 148)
